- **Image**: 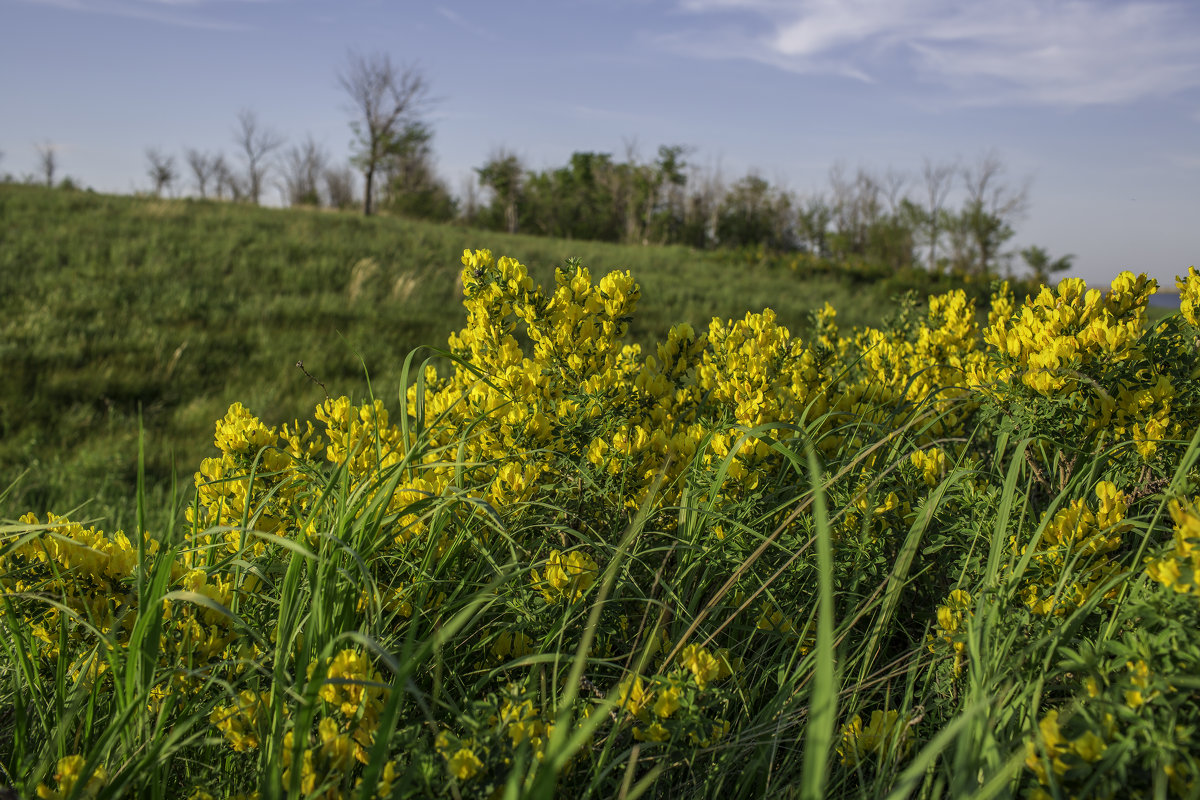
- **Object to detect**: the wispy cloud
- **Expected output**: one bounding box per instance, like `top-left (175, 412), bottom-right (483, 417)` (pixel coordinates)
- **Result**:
top-left (665, 0), bottom-right (1200, 106)
top-left (17, 0), bottom-right (272, 30)
top-left (435, 6), bottom-right (499, 41)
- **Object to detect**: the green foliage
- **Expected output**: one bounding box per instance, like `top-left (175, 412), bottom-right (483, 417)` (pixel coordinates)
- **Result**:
top-left (475, 152), bottom-right (523, 234)
top-left (468, 150), bottom-right (1045, 282)
top-left (379, 122), bottom-right (457, 223)
top-left (1020, 245), bottom-right (1075, 287)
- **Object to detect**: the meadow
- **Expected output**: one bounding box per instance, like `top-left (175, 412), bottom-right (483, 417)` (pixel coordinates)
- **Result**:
top-left (2, 185), bottom-right (1199, 799)
top-left (0, 184), bottom-right (985, 529)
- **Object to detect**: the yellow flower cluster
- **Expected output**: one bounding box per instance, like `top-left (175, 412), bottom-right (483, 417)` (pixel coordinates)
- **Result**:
top-left (164, 259), bottom-right (1186, 723)
top-left (436, 252), bottom-right (655, 509)
top-left (435, 731), bottom-right (486, 781)
top-left (1179, 266), bottom-right (1200, 328)
top-left (981, 273), bottom-right (1185, 461)
top-left (1146, 497), bottom-right (1200, 594)
top-left (490, 629), bottom-right (535, 662)
top-left (3, 512), bottom-right (147, 654)
top-left (816, 288), bottom-right (985, 461)
top-left (532, 549), bottom-right (599, 603)
top-left (165, 567), bottom-right (240, 668)
top-left (930, 589), bottom-right (973, 676)
top-left (1015, 482), bottom-right (1128, 616)
top-left (1024, 709), bottom-right (1109, 787)
top-left (615, 674), bottom-right (676, 742)
top-left (610, 643), bottom-right (736, 745)
top-left (678, 644), bottom-right (722, 689)
top-left (1026, 644), bottom-right (1200, 799)
top-left (187, 402), bottom-right (321, 558)
top-left (499, 698), bottom-right (554, 755)
top-left (986, 274), bottom-right (1154, 396)
top-left (837, 709), bottom-right (913, 767)
top-left (36, 755), bottom-right (108, 800)
top-left (431, 685), bottom-right (591, 783)
top-left (210, 690), bottom-right (264, 752)
top-left (910, 446), bottom-right (948, 488)
top-left (1122, 658), bottom-right (1159, 710)
top-left (697, 308), bottom-right (831, 491)
top-left (862, 289), bottom-right (982, 413)
top-left (755, 601), bottom-right (799, 635)
top-left (431, 250), bottom-right (836, 516)
top-left (274, 648), bottom-right (389, 797)
top-left (2, 512), bottom-right (244, 691)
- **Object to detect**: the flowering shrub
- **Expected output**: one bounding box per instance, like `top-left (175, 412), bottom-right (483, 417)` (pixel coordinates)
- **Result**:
top-left (2, 250), bottom-right (1200, 798)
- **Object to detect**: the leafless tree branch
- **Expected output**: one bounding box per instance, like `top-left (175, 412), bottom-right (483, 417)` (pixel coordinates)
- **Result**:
top-left (339, 50), bottom-right (430, 215)
top-left (233, 109), bottom-right (284, 204)
top-left (185, 148), bottom-right (218, 199)
top-left (35, 141), bottom-right (57, 187)
top-left (145, 147), bottom-right (177, 197)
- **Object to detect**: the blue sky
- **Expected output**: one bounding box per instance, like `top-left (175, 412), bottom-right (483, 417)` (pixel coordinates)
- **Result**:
top-left (3, 0), bottom-right (1199, 287)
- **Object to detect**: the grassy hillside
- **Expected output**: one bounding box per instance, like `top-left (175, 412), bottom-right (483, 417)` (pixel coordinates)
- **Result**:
top-left (0, 184), bottom-right (998, 524)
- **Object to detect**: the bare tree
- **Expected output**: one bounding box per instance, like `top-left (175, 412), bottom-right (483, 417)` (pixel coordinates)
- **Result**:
top-left (944, 208), bottom-right (976, 275)
top-left (232, 109), bottom-right (284, 204)
top-left (796, 192), bottom-right (832, 257)
top-left (35, 141), bottom-right (57, 187)
top-left (323, 164), bottom-right (357, 210)
top-left (611, 138), bottom-right (641, 243)
top-left (881, 168), bottom-right (909, 215)
top-left (669, 159), bottom-right (725, 249)
top-left (960, 152), bottom-right (1030, 277)
top-left (186, 148), bottom-right (218, 199)
top-left (828, 163), bottom-right (882, 256)
top-left (281, 135), bottom-right (329, 206)
top-left (920, 158), bottom-right (956, 269)
top-left (339, 50), bottom-right (430, 216)
top-left (476, 148), bottom-right (524, 233)
top-left (653, 144), bottom-right (690, 244)
top-left (458, 173), bottom-right (480, 223)
top-left (683, 161), bottom-right (726, 249)
top-left (212, 153), bottom-right (240, 201)
top-left (145, 147), bottom-right (178, 197)
top-left (962, 152), bottom-right (1029, 219)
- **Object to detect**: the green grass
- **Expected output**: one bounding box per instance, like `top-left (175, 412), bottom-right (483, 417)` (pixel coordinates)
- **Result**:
top-left (0, 184), bottom-right (992, 524)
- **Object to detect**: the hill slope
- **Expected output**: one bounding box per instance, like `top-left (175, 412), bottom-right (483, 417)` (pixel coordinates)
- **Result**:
top-left (0, 184), bottom-right (993, 523)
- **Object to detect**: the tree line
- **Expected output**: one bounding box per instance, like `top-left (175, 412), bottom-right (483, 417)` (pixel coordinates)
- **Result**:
top-left (3, 51), bottom-right (1072, 283)
top-left (468, 147), bottom-right (1071, 281)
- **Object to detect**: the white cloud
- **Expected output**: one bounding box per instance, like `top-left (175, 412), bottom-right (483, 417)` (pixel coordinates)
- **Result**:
top-left (666, 0), bottom-right (1200, 106)
top-left (18, 0), bottom-right (271, 29)
top-left (435, 6), bottom-right (500, 41)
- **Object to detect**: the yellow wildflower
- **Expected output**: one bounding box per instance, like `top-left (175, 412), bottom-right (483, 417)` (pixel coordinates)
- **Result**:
top-left (446, 747), bottom-right (484, 781)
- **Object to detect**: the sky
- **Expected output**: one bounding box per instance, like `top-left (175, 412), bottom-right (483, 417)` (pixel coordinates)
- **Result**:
top-left (3, 0), bottom-right (1199, 288)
